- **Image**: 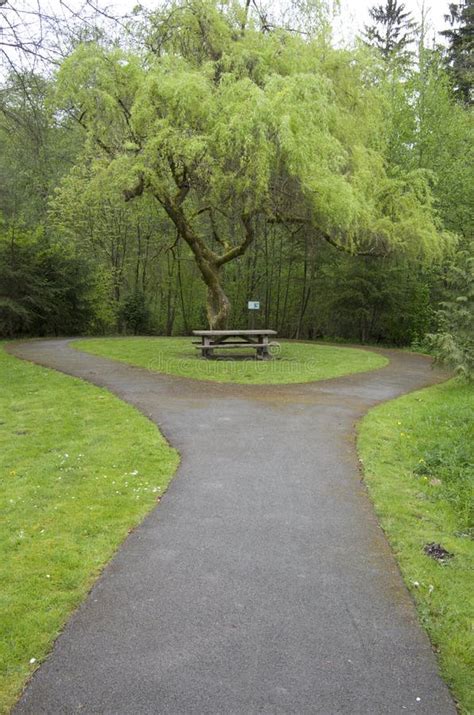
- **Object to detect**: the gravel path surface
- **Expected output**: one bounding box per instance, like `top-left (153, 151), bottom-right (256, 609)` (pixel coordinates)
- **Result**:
top-left (8, 339), bottom-right (455, 715)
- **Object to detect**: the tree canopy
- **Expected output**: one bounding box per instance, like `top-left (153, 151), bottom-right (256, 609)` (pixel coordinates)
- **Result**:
top-left (51, 0), bottom-right (450, 327)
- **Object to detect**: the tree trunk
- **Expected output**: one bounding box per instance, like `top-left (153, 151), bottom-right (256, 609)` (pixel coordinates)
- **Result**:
top-left (165, 252), bottom-right (176, 336)
top-left (206, 266), bottom-right (231, 329)
top-left (177, 242), bottom-right (190, 334)
top-left (159, 199), bottom-right (255, 330)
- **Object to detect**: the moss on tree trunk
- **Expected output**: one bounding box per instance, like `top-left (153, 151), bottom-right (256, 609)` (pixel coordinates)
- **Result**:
top-left (206, 269), bottom-right (231, 329)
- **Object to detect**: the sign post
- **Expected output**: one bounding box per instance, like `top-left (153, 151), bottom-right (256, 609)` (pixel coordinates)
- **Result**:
top-left (248, 300), bottom-right (260, 329)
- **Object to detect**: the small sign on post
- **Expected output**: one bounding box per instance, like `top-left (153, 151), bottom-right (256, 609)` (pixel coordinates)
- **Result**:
top-left (248, 300), bottom-right (260, 329)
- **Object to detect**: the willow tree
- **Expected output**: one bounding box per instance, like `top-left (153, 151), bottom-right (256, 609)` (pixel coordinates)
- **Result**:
top-left (53, 0), bottom-right (449, 329)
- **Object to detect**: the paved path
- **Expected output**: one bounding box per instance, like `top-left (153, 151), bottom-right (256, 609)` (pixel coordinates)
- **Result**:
top-left (9, 339), bottom-right (455, 715)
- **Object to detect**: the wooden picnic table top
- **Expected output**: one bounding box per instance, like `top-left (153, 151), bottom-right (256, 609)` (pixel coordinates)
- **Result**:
top-left (193, 329), bottom-right (277, 336)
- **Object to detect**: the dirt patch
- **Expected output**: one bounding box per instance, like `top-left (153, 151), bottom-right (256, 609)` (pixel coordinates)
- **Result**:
top-left (423, 543), bottom-right (454, 562)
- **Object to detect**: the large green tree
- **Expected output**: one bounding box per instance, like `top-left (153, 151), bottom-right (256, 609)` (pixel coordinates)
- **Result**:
top-left (53, 0), bottom-right (449, 328)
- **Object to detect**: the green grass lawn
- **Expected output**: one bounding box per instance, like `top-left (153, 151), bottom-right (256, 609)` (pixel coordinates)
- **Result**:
top-left (74, 337), bottom-right (388, 384)
top-left (358, 379), bottom-right (474, 714)
top-left (0, 345), bottom-right (179, 714)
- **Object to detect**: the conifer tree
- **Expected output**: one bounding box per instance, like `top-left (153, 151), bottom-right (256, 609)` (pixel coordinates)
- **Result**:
top-left (364, 0), bottom-right (416, 63)
top-left (441, 0), bottom-right (473, 104)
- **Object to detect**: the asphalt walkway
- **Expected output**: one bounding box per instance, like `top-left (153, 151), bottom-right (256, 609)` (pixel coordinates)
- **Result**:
top-left (9, 339), bottom-right (456, 714)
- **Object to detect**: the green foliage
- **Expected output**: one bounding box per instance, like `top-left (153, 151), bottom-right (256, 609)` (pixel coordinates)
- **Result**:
top-left (391, 50), bottom-right (474, 238)
top-left (0, 72), bottom-right (81, 226)
top-left (427, 249), bottom-right (474, 381)
top-left (358, 379), bottom-right (474, 713)
top-left (0, 345), bottom-right (178, 713)
top-left (0, 224), bottom-right (96, 337)
top-left (441, 0), bottom-right (474, 105)
top-left (118, 291), bottom-right (150, 334)
top-left (315, 256), bottom-right (433, 344)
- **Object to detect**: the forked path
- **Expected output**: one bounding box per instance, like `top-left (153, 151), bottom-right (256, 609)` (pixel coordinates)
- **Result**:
top-left (9, 340), bottom-right (456, 715)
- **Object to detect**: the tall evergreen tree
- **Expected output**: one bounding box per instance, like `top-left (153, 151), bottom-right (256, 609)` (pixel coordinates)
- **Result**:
top-left (441, 0), bottom-right (473, 104)
top-left (364, 0), bottom-right (416, 62)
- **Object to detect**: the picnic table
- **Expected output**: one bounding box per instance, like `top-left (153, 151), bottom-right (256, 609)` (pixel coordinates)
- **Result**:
top-left (193, 329), bottom-right (278, 359)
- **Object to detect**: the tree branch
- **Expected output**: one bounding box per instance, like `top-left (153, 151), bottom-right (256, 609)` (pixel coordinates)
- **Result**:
top-left (123, 173), bottom-right (144, 201)
top-left (215, 214), bottom-right (255, 267)
top-left (322, 232), bottom-right (390, 258)
top-left (73, 109), bottom-right (115, 158)
top-left (161, 198), bottom-right (220, 267)
top-left (268, 213), bottom-right (390, 258)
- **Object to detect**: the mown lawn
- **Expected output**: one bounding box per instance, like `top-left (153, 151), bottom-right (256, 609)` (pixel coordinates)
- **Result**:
top-left (0, 345), bottom-right (179, 714)
top-left (358, 379), bottom-right (474, 714)
top-left (74, 337), bottom-right (388, 384)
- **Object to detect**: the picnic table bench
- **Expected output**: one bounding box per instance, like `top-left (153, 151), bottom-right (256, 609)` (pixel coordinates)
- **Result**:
top-left (192, 330), bottom-right (278, 359)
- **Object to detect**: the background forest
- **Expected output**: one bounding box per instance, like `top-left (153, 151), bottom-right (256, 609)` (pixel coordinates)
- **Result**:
top-left (0, 0), bottom-right (472, 354)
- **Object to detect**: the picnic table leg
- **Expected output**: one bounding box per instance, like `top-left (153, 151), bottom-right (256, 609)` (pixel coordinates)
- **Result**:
top-left (202, 336), bottom-right (214, 359)
top-left (260, 335), bottom-right (270, 359)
